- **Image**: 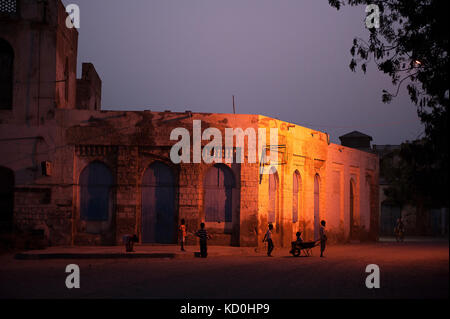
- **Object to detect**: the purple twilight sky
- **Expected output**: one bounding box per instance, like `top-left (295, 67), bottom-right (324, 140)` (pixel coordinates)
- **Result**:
top-left (63, 0), bottom-right (423, 144)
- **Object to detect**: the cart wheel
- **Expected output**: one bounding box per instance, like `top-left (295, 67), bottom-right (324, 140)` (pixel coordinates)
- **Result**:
top-left (293, 248), bottom-right (301, 257)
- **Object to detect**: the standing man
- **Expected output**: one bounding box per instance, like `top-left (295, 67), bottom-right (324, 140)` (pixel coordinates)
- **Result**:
top-left (123, 234), bottom-right (138, 252)
top-left (394, 217), bottom-right (405, 242)
top-left (195, 222), bottom-right (211, 258)
top-left (263, 223), bottom-right (274, 257)
top-left (179, 219), bottom-right (187, 251)
top-left (319, 220), bottom-right (327, 257)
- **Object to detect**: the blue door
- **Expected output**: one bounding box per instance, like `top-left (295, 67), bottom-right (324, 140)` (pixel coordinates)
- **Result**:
top-left (142, 162), bottom-right (175, 243)
top-left (80, 162), bottom-right (113, 222)
top-left (204, 164), bottom-right (234, 223)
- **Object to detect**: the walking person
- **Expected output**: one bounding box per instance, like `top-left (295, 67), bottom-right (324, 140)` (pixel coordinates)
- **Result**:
top-left (263, 223), bottom-right (274, 257)
top-left (394, 217), bottom-right (405, 242)
top-left (179, 219), bottom-right (187, 251)
top-left (123, 234), bottom-right (138, 252)
top-left (319, 220), bottom-right (327, 257)
top-left (195, 222), bottom-right (211, 258)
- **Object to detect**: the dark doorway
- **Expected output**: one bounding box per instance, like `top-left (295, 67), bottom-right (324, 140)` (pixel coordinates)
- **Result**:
top-left (142, 162), bottom-right (176, 244)
top-left (0, 166), bottom-right (14, 233)
top-left (204, 164), bottom-right (235, 223)
top-left (314, 174), bottom-right (320, 240)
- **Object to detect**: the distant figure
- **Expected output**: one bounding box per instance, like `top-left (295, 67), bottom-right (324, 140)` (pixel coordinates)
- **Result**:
top-left (263, 223), bottom-right (274, 257)
top-left (394, 218), bottom-right (405, 242)
top-left (195, 223), bottom-right (211, 258)
top-left (319, 220), bottom-right (327, 257)
top-left (179, 219), bottom-right (187, 251)
top-left (290, 231), bottom-right (303, 254)
top-left (123, 234), bottom-right (138, 252)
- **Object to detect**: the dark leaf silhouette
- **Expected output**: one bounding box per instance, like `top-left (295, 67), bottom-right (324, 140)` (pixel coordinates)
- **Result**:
top-left (330, 0), bottom-right (449, 207)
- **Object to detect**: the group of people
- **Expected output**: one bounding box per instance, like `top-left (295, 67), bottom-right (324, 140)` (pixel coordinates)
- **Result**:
top-left (179, 219), bottom-right (328, 258)
top-left (179, 217), bottom-right (407, 256)
top-left (179, 219), bottom-right (211, 258)
top-left (263, 220), bottom-right (327, 257)
top-left (125, 216), bottom-right (406, 255)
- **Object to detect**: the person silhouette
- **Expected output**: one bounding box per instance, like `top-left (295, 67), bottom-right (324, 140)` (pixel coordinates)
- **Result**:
top-left (195, 223), bottom-right (211, 258)
top-left (290, 231), bottom-right (303, 254)
top-left (394, 217), bottom-right (405, 242)
top-left (319, 220), bottom-right (327, 257)
top-left (179, 219), bottom-right (187, 251)
top-left (263, 223), bottom-right (274, 257)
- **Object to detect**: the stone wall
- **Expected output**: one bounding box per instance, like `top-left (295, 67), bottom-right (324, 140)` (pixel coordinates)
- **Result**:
top-left (1, 107), bottom-right (379, 248)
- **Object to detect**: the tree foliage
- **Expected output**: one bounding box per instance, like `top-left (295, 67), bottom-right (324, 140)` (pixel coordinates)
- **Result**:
top-left (330, 0), bottom-right (449, 206)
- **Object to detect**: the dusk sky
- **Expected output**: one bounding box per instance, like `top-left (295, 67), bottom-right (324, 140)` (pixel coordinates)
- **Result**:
top-left (64, 0), bottom-right (423, 144)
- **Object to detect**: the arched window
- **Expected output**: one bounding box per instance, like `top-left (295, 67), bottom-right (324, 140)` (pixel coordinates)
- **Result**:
top-left (142, 161), bottom-right (176, 243)
top-left (0, 166), bottom-right (14, 233)
top-left (268, 167), bottom-right (278, 223)
top-left (364, 176), bottom-right (371, 231)
top-left (0, 38), bottom-right (14, 110)
top-left (204, 164), bottom-right (235, 223)
top-left (79, 162), bottom-right (113, 221)
top-left (292, 170), bottom-right (301, 223)
top-left (350, 178), bottom-right (357, 239)
top-left (314, 174), bottom-right (320, 239)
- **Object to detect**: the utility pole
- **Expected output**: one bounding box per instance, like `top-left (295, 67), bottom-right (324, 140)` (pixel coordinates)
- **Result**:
top-left (232, 95), bottom-right (236, 114)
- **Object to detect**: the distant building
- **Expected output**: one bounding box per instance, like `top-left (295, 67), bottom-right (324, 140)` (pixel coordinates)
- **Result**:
top-left (0, 0), bottom-right (380, 248)
top-left (372, 144), bottom-right (448, 237)
top-left (340, 128), bottom-right (448, 237)
top-left (339, 131), bottom-right (373, 152)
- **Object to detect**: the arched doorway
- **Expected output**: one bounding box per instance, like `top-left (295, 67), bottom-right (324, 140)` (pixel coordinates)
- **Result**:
top-left (314, 174), bottom-right (320, 240)
top-left (204, 164), bottom-right (235, 223)
top-left (142, 161), bottom-right (176, 243)
top-left (364, 176), bottom-right (372, 238)
top-left (292, 170), bottom-right (301, 223)
top-left (268, 167), bottom-right (279, 224)
top-left (79, 162), bottom-right (115, 243)
top-left (350, 179), bottom-right (357, 240)
top-left (0, 166), bottom-right (14, 233)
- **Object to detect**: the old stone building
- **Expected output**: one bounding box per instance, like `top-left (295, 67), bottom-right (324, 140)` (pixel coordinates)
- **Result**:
top-left (0, 0), bottom-right (379, 248)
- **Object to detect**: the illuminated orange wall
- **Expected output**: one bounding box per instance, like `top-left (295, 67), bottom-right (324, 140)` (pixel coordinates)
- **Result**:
top-left (257, 116), bottom-right (379, 247)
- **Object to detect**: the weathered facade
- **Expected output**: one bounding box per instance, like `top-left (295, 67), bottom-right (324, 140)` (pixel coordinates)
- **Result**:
top-left (0, 0), bottom-right (379, 248)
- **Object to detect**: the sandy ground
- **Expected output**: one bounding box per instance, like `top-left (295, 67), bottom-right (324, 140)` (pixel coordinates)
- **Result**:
top-left (0, 241), bottom-right (447, 299)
